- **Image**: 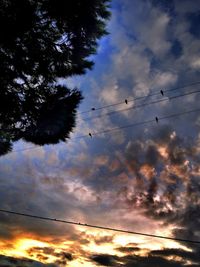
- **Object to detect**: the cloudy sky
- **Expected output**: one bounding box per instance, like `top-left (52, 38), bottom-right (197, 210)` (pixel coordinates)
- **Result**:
top-left (1, 0), bottom-right (200, 266)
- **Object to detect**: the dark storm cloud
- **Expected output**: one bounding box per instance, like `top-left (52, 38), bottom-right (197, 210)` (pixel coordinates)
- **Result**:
top-left (0, 254), bottom-right (57, 267)
top-left (122, 125), bottom-right (190, 180)
top-left (90, 254), bottom-right (119, 266)
top-left (146, 177), bottom-right (158, 203)
top-left (115, 128), bottom-right (200, 265)
top-left (172, 204), bottom-right (200, 253)
top-left (145, 144), bottom-right (160, 166)
top-left (151, 248), bottom-right (200, 264)
top-left (112, 124), bottom-right (200, 256)
top-left (1, 0), bottom-right (200, 266)
top-left (27, 246), bottom-right (73, 265)
top-left (120, 254), bottom-right (185, 267)
top-left (90, 252), bottom-right (188, 267)
top-left (90, 242), bottom-right (200, 266)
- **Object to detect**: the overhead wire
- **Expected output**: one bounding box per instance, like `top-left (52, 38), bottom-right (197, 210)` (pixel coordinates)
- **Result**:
top-left (78, 80), bottom-right (200, 115)
top-left (2, 81), bottom-right (200, 155)
top-left (1, 82), bottom-right (200, 246)
top-left (77, 108), bottom-right (200, 138)
top-left (0, 208), bottom-right (199, 244)
top-left (1, 86), bottom-right (200, 244)
top-left (4, 86), bottom-right (199, 136)
top-left (4, 107), bottom-right (200, 154)
top-left (80, 89), bottom-right (200, 122)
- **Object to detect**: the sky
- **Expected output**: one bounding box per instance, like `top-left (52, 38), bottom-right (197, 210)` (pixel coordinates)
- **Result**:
top-left (1, 0), bottom-right (200, 266)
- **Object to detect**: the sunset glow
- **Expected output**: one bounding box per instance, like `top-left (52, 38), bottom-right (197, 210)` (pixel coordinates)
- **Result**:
top-left (1, 0), bottom-right (200, 266)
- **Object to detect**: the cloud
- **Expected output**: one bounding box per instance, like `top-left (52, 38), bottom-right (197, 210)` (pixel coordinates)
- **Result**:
top-left (27, 247), bottom-right (73, 266)
top-left (151, 248), bottom-right (200, 265)
top-left (0, 254), bottom-right (57, 267)
top-left (90, 244), bottom-right (200, 267)
top-left (90, 252), bottom-right (188, 267)
top-left (1, 1), bottom-right (200, 266)
top-left (120, 254), bottom-right (185, 267)
top-left (90, 254), bottom-right (119, 266)
top-left (94, 235), bottom-right (114, 245)
top-left (112, 126), bottom-right (200, 256)
top-left (116, 246), bottom-right (141, 254)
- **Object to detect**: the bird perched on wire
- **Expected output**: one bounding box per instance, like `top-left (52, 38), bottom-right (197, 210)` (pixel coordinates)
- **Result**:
top-left (155, 117), bottom-right (159, 123)
top-left (160, 90), bottom-right (164, 96)
top-left (89, 133), bottom-right (92, 138)
top-left (125, 99), bottom-right (128, 104)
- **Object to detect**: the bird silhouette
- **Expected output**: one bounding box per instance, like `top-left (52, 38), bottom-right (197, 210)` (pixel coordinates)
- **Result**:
top-left (160, 90), bottom-right (164, 96)
top-left (89, 133), bottom-right (92, 138)
top-left (155, 117), bottom-right (159, 123)
top-left (91, 107), bottom-right (95, 111)
top-left (125, 99), bottom-right (128, 104)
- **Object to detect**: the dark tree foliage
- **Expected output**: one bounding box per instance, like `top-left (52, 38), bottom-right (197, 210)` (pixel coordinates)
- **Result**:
top-left (0, 0), bottom-right (110, 155)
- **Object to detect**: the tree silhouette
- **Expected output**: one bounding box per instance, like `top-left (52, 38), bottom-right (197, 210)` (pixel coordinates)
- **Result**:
top-left (0, 0), bottom-right (110, 155)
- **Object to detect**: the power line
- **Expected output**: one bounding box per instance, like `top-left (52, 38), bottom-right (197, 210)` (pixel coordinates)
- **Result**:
top-left (5, 107), bottom-right (200, 154)
top-left (81, 89), bottom-right (200, 122)
top-left (76, 107), bottom-right (200, 139)
top-left (2, 83), bottom-right (200, 156)
top-left (4, 89), bottom-right (199, 138)
top-left (78, 81), bottom-right (200, 115)
top-left (2, 81), bottom-right (200, 156)
top-left (0, 208), bottom-right (199, 244)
